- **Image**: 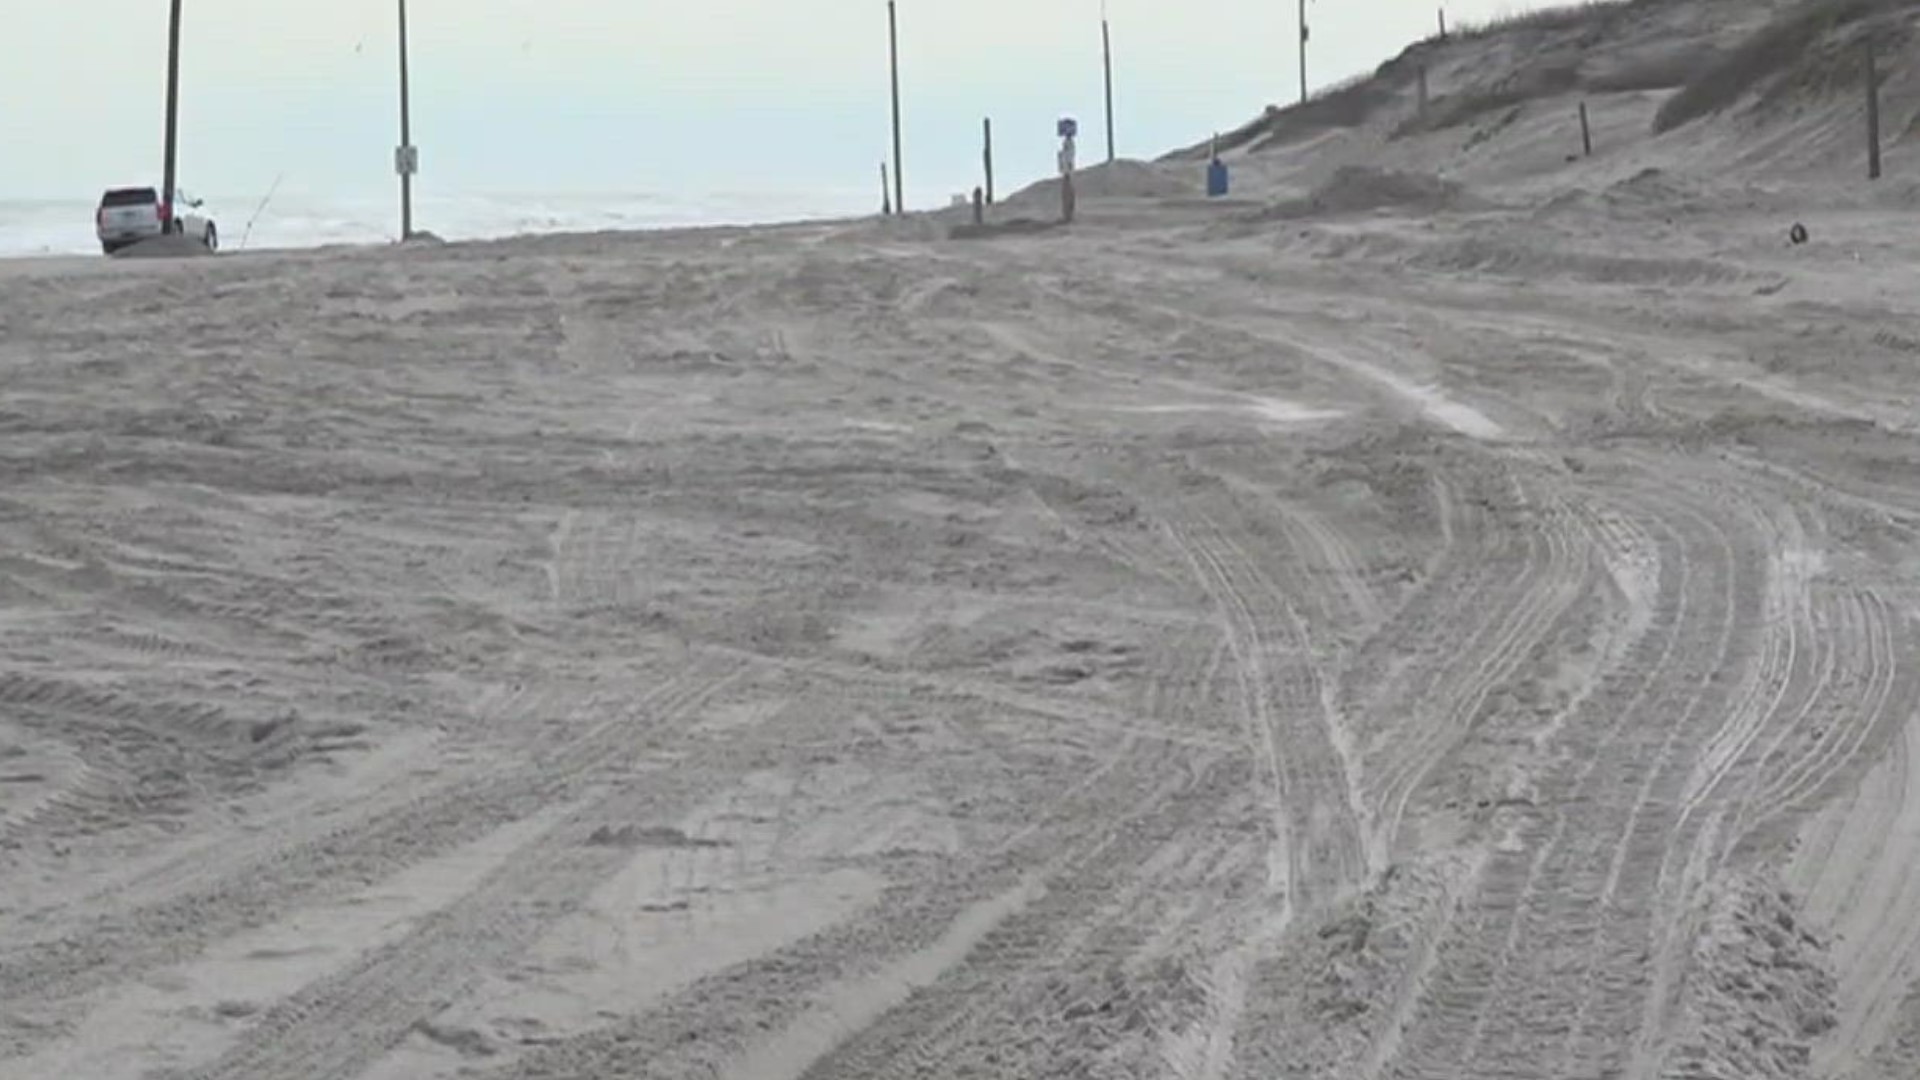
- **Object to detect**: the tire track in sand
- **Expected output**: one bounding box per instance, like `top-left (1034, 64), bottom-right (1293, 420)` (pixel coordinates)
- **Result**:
top-left (0, 656), bottom-right (739, 1020)
top-left (1166, 514), bottom-right (1367, 907)
top-left (1364, 474), bottom-right (1590, 865)
top-left (1151, 503), bottom-right (1375, 1080)
top-left (1376, 475), bottom-right (1731, 1079)
top-left (158, 660), bottom-right (754, 1080)
top-left (562, 609), bottom-right (1235, 1080)
top-left (1389, 472), bottom-right (1749, 1080)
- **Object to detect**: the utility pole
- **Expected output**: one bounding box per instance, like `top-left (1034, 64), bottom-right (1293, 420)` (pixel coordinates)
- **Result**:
top-left (1102, 4), bottom-right (1116, 163)
top-left (163, 0), bottom-right (183, 225)
top-left (888, 1), bottom-right (904, 215)
top-left (397, 0), bottom-right (416, 239)
top-left (1299, 0), bottom-right (1309, 103)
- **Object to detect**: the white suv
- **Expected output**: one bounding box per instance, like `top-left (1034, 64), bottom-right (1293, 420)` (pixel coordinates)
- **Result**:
top-left (95, 186), bottom-right (218, 255)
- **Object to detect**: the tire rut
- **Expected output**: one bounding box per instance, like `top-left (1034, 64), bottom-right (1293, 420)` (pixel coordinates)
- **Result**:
top-left (0, 655), bottom-right (746, 1020)
top-left (1380, 475), bottom-right (1746, 1080)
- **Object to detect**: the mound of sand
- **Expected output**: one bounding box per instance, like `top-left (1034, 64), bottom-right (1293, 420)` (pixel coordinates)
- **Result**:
top-left (110, 234), bottom-right (215, 260)
top-left (998, 159), bottom-right (1203, 212)
top-left (948, 218), bottom-right (1060, 241)
top-left (1409, 234), bottom-right (1751, 287)
top-left (1257, 166), bottom-right (1482, 220)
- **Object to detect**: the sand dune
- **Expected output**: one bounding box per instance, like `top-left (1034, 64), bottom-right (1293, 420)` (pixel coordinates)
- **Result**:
top-left (5, 2), bottom-right (1920, 1078)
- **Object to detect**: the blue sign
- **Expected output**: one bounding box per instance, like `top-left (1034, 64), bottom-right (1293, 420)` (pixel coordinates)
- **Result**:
top-left (1058, 117), bottom-right (1078, 138)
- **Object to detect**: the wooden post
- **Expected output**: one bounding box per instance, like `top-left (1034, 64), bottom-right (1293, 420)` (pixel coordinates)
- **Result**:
top-left (1059, 127), bottom-right (1077, 224)
top-left (163, 0), bottom-right (182, 229)
top-left (1579, 100), bottom-right (1592, 157)
top-left (881, 161), bottom-right (891, 215)
top-left (972, 186), bottom-right (984, 225)
top-left (888, 0), bottom-right (904, 213)
top-left (1438, 8), bottom-right (1447, 40)
top-left (1867, 38), bottom-right (1883, 181)
top-left (983, 117), bottom-right (995, 204)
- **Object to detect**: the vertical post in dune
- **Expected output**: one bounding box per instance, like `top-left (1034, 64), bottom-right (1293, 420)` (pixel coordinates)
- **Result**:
top-left (397, 0), bottom-right (415, 240)
top-left (888, 1), bottom-right (905, 214)
top-left (983, 118), bottom-right (995, 204)
top-left (1580, 101), bottom-right (1592, 157)
top-left (1867, 38), bottom-right (1883, 181)
top-left (1439, 8), bottom-right (1447, 40)
top-left (1058, 118), bottom-right (1078, 224)
top-left (162, 0), bottom-right (182, 227)
top-left (1102, 5), bottom-right (1117, 163)
top-left (881, 162), bottom-right (892, 215)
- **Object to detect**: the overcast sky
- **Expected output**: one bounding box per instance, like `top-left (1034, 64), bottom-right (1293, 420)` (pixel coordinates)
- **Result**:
top-left (4, 1), bottom-right (1562, 206)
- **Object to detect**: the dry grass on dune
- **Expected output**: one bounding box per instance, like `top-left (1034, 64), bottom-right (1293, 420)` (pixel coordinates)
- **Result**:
top-left (1446, 0), bottom-right (1637, 40)
top-left (1654, 0), bottom-right (1910, 132)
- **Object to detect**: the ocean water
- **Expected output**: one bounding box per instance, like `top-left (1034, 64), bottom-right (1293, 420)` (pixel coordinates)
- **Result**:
top-left (0, 188), bottom-right (878, 258)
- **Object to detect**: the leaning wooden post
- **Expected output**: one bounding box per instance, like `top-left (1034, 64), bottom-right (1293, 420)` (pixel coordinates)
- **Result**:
top-left (1438, 8), bottom-right (1447, 39)
top-left (881, 161), bottom-right (892, 215)
top-left (1867, 38), bottom-right (1883, 180)
top-left (1579, 101), bottom-right (1593, 157)
top-left (983, 117), bottom-right (996, 204)
top-left (1058, 119), bottom-right (1078, 224)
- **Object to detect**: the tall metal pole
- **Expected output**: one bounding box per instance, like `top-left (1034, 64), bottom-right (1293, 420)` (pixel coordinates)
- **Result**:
top-left (162, 0), bottom-right (183, 224)
top-left (1102, 12), bottom-right (1116, 163)
top-left (1298, 0), bottom-right (1308, 103)
top-left (888, 1), bottom-right (904, 214)
top-left (398, 0), bottom-right (414, 239)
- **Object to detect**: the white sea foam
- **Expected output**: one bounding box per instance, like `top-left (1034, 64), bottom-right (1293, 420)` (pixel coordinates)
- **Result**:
top-left (0, 188), bottom-right (874, 258)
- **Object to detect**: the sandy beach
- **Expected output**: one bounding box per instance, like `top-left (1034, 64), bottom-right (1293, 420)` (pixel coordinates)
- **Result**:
top-left (6, 2), bottom-right (1920, 1077)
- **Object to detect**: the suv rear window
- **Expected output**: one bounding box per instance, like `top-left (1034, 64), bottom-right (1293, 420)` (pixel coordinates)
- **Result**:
top-left (101, 188), bottom-right (158, 207)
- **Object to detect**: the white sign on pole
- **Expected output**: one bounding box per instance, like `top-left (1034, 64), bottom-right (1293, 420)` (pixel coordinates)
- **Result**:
top-left (395, 145), bottom-right (420, 177)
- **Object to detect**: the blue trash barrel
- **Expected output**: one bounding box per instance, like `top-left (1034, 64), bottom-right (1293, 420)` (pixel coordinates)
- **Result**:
top-left (1207, 159), bottom-right (1230, 197)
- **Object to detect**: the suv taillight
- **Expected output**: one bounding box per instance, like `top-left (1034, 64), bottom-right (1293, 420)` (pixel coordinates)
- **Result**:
top-left (156, 201), bottom-right (171, 223)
